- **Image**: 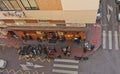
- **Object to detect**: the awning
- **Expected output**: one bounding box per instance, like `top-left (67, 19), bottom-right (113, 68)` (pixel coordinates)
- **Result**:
top-left (7, 26), bottom-right (87, 32)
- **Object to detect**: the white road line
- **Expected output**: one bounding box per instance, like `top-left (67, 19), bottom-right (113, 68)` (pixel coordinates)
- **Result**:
top-left (108, 31), bottom-right (112, 49)
top-left (53, 64), bottom-right (79, 69)
top-left (103, 30), bottom-right (106, 49)
top-left (52, 69), bottom-right (78, 74)
top-left (114, 31), bottom-right (119, 50)
top-left (119, 26), bottom-right (120, 49)
top-left (54, 59), bottom-right (79, 63)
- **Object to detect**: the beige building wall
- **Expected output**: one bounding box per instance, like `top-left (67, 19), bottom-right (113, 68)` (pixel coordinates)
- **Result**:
top-left (0, 10), bottom-right (97, 24)
top-left (24, 10), bottom-right (97, 23)
top-left (0, 0), bottom-right (99, 24)
top-left (36, 0), bottom-right (62, 10)
top-left (61, 0), bottom-right (99, 10)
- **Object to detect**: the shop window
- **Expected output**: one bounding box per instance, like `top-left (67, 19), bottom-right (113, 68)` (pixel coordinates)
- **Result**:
top-left (25, 20), bottom-right (38, 23)
top-left (56, 24), bottom-right (66, 27)
top-left (20, 0), bottom-right (39, 10)
top-left (50, 20), bottom-right (65, 24)
top-left (2, 19), bottom-right (15, 23)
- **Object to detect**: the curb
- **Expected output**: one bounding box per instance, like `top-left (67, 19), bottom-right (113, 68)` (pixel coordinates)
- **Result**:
top-left (87, 25), bottom-right (102, 57)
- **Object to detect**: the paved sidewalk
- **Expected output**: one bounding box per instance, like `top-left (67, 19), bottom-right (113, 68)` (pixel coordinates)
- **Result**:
top-left (21, 40), bottom-right (83, 59)
top-left (85, 24), bottom-right (102, 56)
top-left (0, 24), bottom-right (102, 59)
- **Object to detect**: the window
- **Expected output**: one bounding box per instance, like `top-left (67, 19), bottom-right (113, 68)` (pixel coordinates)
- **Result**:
top-left (20, 0), bottom-right (39, 10)
top-left (0, 0), bottom-right (21, 11)
top-left (0, 1), bottom-right (8, 11)
top-left (28, 0), bottom-right (38, 9)
top-left (20, 0), bottom-right (30, 10)
top-left (9, 0), bottom-right (21, 10)
top-left (2, 0), bottom-right (14, 10)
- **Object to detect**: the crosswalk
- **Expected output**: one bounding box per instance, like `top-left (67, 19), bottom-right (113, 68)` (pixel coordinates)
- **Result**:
top-left (52, 58), bottom-right (79, 74)
top-left (102, 30), bottom-right (119, 50)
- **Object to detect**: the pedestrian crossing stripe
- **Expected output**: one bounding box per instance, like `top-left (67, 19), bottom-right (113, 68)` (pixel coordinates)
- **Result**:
top-left (114, 31), bottom-right (119, 50)
top-left (54, 58), bottom-right (79, 63)
top-left (108, 31), bottom-right (112, 49)
top-left (102, 30), bottom-right (106, 49)
top-left (102, 30), bottom-right (119, 50)
top-left (53, 64), bottom-right (79, 69)
top-left (53, 59), bottom-right (79, 74)
top-left (52, 69), bottom-right (78, 74)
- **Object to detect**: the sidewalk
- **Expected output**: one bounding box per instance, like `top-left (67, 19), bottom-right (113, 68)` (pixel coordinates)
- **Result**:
top-left (0, 24), bottom-right (102, 59)
top-left (21, 40), bottom-right (83, 59)
top-left (85, 24), bottom-right (102, 56)
top-left (17, 24), bottom-right (102, 59)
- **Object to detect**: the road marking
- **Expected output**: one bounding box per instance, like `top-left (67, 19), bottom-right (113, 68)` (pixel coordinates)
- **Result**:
top-left (53, 64), bottom-right (79, 69)
top-left (19, 57), bottom-right (51, 63)
top-left (0, 69), bottom-right (41, 74)
top-left (107, 5), bottom-right (113, 22)
top-left (108, 31), bottom-right (112, 49)
top-left (114, 31), bottom-right (119, 50)
top-left (20, 64), bottom-right (31, 70)
top-left (107, 5), bottom-right (113, 12)
top-left (103, 30), bottom-right (106, 49)
top-left (54, 59), bottom-right (79, 63)
top-left (107, 14), bottom-right (111, 22)
top-left (52, 69), bottom-right (78, 74)
top-left (53, 59), bottom-right (79, 74)
top-left (20, 62), bottom-right (44, 70)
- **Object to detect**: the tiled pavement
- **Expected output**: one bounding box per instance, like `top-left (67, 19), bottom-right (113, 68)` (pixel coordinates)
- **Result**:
top-left (0, 24), bottom-right (102, 58)
top-left (21, 40), bottom-right (83, 58)
top-left (83, 24), bottom-right (102, 56)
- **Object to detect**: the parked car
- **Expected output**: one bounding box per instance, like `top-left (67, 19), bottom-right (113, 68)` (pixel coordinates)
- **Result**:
top-left (115, 0), bottom-right (120, 4)
top-left (116, 5), bottom-right (120, 21)
top-left (0, 59), bottom-right (7, 69)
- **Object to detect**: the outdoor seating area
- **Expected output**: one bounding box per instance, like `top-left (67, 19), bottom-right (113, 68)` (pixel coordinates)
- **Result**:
top-left (17, 43), bottom-right (73, 60)
top-left (0, 24), bottom-right (101, 61)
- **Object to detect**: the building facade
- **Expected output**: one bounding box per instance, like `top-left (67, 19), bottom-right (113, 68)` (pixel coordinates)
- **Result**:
top-left (0, 0), bottom-right (99, 40)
